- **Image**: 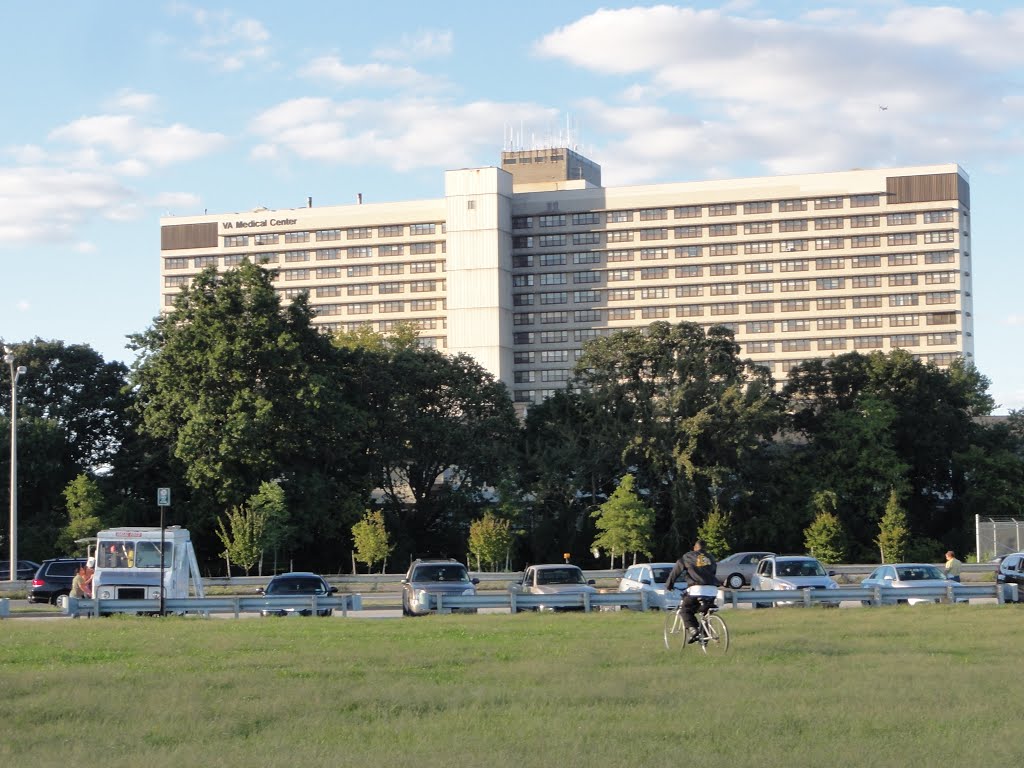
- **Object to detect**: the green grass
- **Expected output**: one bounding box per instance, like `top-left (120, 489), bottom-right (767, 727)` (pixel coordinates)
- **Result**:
top-left (1, 605), bottom-right (1021, 767)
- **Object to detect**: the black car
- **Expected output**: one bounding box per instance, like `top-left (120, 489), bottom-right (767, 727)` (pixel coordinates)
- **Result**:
top-left (0, 559), bottom-right (41, 581)
top-left (28, 558), bottom-right (87, 604)
top-left (258, 572), bottom-right (338, 616)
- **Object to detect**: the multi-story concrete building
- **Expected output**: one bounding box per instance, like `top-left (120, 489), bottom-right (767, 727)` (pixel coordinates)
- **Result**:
top-left (160, 149), bottom-right (972, 406)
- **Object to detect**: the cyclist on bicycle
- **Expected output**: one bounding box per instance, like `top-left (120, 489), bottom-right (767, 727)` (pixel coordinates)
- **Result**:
top-left (665, 539), bottom-right (719, 644)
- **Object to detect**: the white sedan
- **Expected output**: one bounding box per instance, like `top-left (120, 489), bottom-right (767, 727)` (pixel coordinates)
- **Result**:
top-left (860, 563), bottom-right (964, 605)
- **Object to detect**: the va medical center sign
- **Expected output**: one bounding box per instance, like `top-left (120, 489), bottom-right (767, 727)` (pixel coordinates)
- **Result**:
top-left (222, 218), bottom-right (299, 229)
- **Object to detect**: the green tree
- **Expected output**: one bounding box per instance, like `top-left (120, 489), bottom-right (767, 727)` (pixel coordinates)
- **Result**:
top-left (351, 509), bottom-right (393, 573)
top-left (57, 474), bottom-right (106, 554)
top-left (250, 481), bottom-right (289, 575)
top-left (804, 509), bottom-right (847, 564)
top-left (573, 322), bottom-right (783, 552)
top-left (468, 512), bottom-right (514, 571)
top-left (876, 489), bottom-right (910, 563)
top-left (215, 504), bottom-right (265, 575)
top-left (697, 501), bottom-right (732, 558)
top-left (128, 261), bottom-right (372, 565)
top-left (591, 474), bottom-right (655, 568)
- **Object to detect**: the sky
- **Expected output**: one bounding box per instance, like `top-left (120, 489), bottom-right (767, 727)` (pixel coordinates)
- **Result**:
top-left (0, 1), bottom-right (1022, 411)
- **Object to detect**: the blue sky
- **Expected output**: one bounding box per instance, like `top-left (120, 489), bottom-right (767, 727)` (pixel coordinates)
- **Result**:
top-left (0, 1), bottom-right (1022, 411)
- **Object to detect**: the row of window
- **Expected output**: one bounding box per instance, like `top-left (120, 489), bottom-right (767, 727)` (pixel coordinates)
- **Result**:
top-left (513, 230), bottom-right (958, 250)
top-left (312, 299), bottom-right (443, 315)
top-left (513, 289), bottom-right (961, 308)
top-left (222, 223), bottom-right (440, 248)
top-left (511, 310), bottom-right (961, 331)
top-left (512, 269), bottom-right (958, 290)
top-left (511, 203), bottom-right (952, 230)
top-left (166, 245), bottom-right (445, 271)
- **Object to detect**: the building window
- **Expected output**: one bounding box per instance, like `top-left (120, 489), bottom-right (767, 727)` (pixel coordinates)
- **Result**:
top-left (410, 281), bottom-right (437, 293)
top-left (640, 248), bottom-right (670, 260)
top-left (780, 219), bottom-right (808, 232)
top-left (744, 242), bottom-right (773, 254)
top-left (814, 217), bottom-right (843, 231)
top-left (817, 318), bottom-right (846, 330)
top-left (781, 299), bottom-right (810, 312)
top-left (317, 286), bottom-right (342, 298)
top-left (889, 253), bottom-right (918, 267)
top-left (347, 247), bottom-right (372, 259)
top-left (573, 252), bottom-right (601, 265)
top-left (923, 210), bottom-right (954, 224)
top-left (283, 269), bottom-right (310, 281)
top-left (379, 301), bottom-right (404, 313)
top-left (779, 199), bottom-right (807, 212)
top-left (513, 236), bottom-right (534, 249)
top-left (890, 314), bottom-right (919, 327)
top-left (708, 204), bottom-right (737, 217)
top-left (316, 267), bottom-right (342, 279)
top-left (410, 300), bottom-right (436, 311)
top-left (780, 259), bottom-right (809, 272)
top-left (926, 293), bottom-right (957, 305)
top-left (925, 251), bottom-right (955, 264)
top-left (852, 276), bottom-right (881, 288)
top-left (539, 214), bottom-right (566, 228)
top-left (165, 257), bottom-right (189, 270)
top-left (574, 271), bottom-right (601, 284)
top-left (850, 216), bottom-right (880, 228)
top-left (711, 284), bottom-right (738, 296)
top-left (640, 267), bottom-right (669, 280)
top-left (852, 235), bottom-right (881, 248)
top-left (927, 332), bottom-right (957, 345)
top-left (223, 254), bottom-right (244, 267)
top-left (853, 296), bottom-right (883, 308)
top-left (513, 255), bottom-right (534, 268)
top-left (889, 294), bottom-right (919, 307)
top-left (815, 197), bottom-right (843, 210)
top-left (817, 298), bottom-right (845, 310)
top-left (744, 201), bottom-right (772, 214)
top-left (709, 263), bottom-right (738, 276)
top-left (887, 213), bottom-right (916, 226)
top-left (514, 351), bottom-right (535, 364)
top-left (816, 257), bottom-right (844, 270)
top-left (676, 285), bottom-right (703, 297)
top-left (708, 224), bottom-right (736, 237)
top-left (607, 289), bottom-right (635, 301)
top-left (347, 227), bottom-right (371, 239)
top-left (850, 194), bottom-right (880, 208)
top-left (608, 308), bottom-right (635, 320)
top-left (513, 294), bottom-right (534, 306)
top-left (677, 265), bottom-right (703, 278)
top-left (573, 290), bottom-right (601, 303)
top-left (540, 273), bottom-right (567, 286)
top-left (410, 261), bottom-right (436, 274)
top-left (539, 253), bottom-right (567, 267)
top-left (854, 336), bottom-right (884, 349)
top-left (818, 338), bottom-right (847, 351)
top-left (641, 287), bottom-right (669, 299)
top-left (854, 316), bottom-right (884, 329)
top-left (606, 250), bottom-right (633, 262)
top-left (513, 332), bottom-right (535, 345)
top-left (410, 242), bottom-right (436, 255)
top-left (513, 313), bottom-right (535, 326)
top-left (224, 235), bottom-right (248, 247)
top-left (347, 303), bottom-right (372, 315)
top-left (779, 240), bottom-right (808, 253)
top-left (891, 334), bottom-right (920, 347)
top-left (746, 341), bottom-right (774, 353)
top-left (378, 225), bottom-right (403, 238)
top-left (640, 228), bottom-right (669, 241)
top-left (608, 269), bottom-right (634, 282)
top-left (677, 305), bottom-right (703, 317)
top-left (889, 274), bottom-right (918, 286)
top-left (851, 254), bottom-right (881, 268)
top-left (817, 277), bottom-right (844, 290)
top-left (639, 208), bottom-right (669, 221)
top-left (409, 223), bottom-right (436, 236)
top-left (347, 265), bottom-right (372, 277)
top-left (574, 309), bottom-right (601, 322)
top-left (285, 231), bottom-right (310, 244)
top-left (924, 231), bottom-right (956, 244)
top-left (540, 331), bottom-right (569, 343)
top-left (747, 321), bottom-right (774, 333)
top-left (539, 292), bottom-right (568, 305)
top-left (925, 272), bottom-right (955, 285)
top-left (608, 210), bottom-right (633, 223)
top-left (572, 212), bottom-right (600, 226)
top-left (317, 249), bottom-right (341, 261)
top-left (512, 217), bottom-right (533, 230)
top-left (748, 301), bottom-right (774, 313)
top-left (573, 232), bottom-right (601, 246)
top-left (539, 311), bottom-right (568, 324)
top-left (780, 280), bottom-right (810, 292)
top-left (347, 284), bottom-right (372, 296)
top-left (285, 251), bottom-right (310, 262)
top-left (746, 282), bottom-right (773, 294)
top-left (254, 233), bottom-right (278, 246)
top-left (674, 206), bottom-right (701, 218)
top-left (538, 235), bottom-right (567, 248)
top-left (744, 222), bottom-right (773, 235)
top-left (815, 237), bottom-right (843, 250)
top-left (709, 303), bottom-right (738, 315)
top-left (782, 339), bottom-right (811, 352)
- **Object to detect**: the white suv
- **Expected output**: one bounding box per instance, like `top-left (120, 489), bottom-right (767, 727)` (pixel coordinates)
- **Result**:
top-left (996, 552), bottom-right (1024, 602)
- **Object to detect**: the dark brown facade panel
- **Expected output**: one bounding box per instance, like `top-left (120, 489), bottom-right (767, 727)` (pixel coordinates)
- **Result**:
top-left (161, 222), bottom-right (218, 250)
top-left (886, 173), bottom-right (966, 206)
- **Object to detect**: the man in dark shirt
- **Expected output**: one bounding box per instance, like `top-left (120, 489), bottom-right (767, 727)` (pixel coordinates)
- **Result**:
top-left (665, 539), bottom-right (719, 643)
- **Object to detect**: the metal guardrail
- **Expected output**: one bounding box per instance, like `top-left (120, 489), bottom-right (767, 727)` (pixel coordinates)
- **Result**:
top-left (0, 597), bottom-right (8, 618)
top-left (64, 594), bottom-right (363, 618)
top-left (54, 582), bottom-right (1016, 618)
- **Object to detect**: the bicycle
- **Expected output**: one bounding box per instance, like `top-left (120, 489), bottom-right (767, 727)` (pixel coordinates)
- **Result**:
top-left (663, 588), bottom-right (729, 655)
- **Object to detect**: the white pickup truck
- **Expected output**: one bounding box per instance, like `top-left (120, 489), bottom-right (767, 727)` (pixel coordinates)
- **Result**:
top-left (996, 552), bottom-right (1024, 602)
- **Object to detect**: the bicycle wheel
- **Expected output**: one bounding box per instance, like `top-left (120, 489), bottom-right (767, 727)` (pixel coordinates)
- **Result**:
top-left (663, 609), bottom-right (686, 650)
top-left (700, 614), bottom-right (729, 655)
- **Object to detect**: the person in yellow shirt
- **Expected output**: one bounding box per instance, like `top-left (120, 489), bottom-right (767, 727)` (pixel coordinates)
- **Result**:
top-left (944, 551), bottom-right (963, 582)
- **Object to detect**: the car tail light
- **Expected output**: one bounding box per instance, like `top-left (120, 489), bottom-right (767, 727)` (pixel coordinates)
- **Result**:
top-left (32, 578), bottom-right (44, 587)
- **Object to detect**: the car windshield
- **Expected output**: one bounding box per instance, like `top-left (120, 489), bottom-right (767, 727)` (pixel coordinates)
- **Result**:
top-left (413, 565), bottom-right (469, 583)
top-left (265, 577), bottom-right (328, 595)
top-left (778, 560), bottom-right (826, 577)
top-left (651, 567), bottom-right (673, 584)
top-left (896, 565), bottom-right (944, 581)
top-left (536, 568), bottom-right (586, 585)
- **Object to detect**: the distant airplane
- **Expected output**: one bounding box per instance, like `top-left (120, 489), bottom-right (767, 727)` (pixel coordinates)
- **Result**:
top-left (879, 105), bottom-right (888, 111)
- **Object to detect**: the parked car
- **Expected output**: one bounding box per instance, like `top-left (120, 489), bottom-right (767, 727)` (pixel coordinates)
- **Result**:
top-left (715, 551), bottom-right (774, 589)
top-left (996, 552), bottom-right (1024, 602)
top-left (27, 558), bottom-right (88, 604)
top-left (401, 558), bottom-right (479, 616)
top-left (860, 563), bottom-right (964, 605)
top-left (0, 559), bottom-right (41, 580)
top-left (751, 555), bottom-right (840, 607)
top-left (509, 564), bottom-right (598, 612)
top-left (258, 572), bottom-right (337, 616)
top-left (618, 562), bottom-right (676, 609)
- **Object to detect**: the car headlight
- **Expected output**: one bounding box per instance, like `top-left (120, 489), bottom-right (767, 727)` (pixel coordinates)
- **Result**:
top-left (415, 589), bottom-right (432, 609)
top-left (99, 588), bottom-right (113, 599)
top-left (148, 588), bottom-right (161, 599)
top-left (775, 581), bottom-right (795, 590)
top-left (461, 587), bottom-right (475, 596)
top-left (827, 582), bottom-right (839, 589)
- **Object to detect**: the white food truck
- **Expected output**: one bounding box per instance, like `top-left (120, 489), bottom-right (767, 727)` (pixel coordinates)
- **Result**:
top-left (90, 527), bottom-right (204, 608)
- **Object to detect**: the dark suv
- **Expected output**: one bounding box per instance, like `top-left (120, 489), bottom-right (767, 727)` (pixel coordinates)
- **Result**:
top-left (28, 558), bottom-right (87, 604)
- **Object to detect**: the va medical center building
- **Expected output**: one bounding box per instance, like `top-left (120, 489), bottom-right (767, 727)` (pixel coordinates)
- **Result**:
top-left (160, 149), bottom-right (973, 407)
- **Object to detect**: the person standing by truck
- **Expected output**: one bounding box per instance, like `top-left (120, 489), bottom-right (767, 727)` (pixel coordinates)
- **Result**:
top-left (944, 551), bottom-right (963, 582)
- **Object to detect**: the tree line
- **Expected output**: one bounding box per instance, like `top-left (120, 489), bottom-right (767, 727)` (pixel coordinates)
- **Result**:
top-left (2, 261), bottom-right (1022, 573)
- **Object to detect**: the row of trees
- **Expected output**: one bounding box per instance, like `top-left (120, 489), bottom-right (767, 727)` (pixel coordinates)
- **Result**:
top-left (2, 261), bottom-right (1022, 573)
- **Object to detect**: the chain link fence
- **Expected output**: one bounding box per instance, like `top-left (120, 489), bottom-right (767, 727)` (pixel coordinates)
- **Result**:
top-left (976, 516), bottom-right (1024, 561)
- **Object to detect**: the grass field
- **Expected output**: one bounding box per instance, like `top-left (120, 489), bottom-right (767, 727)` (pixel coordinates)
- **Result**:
top-left (1, 605), bottom-right (1021, 767)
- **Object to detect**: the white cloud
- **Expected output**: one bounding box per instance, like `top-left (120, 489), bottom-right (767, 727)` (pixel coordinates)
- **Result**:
top-left (373, 29), bottom-right (454, 60)
top-left (249, 97), bottom-right (555, 171)
top-left (170, 4), bottom-right (271, 72)
top-left (1003, 314), bottom-right (1024, 327)
top-left (533, 6), bottom-right (1024, 181)
top-left (16, 300), bottom-right (30, 313)
top-left (300, 56), bottom-right (440, 91)
top-left (153, 192), bottom-right (202, 212)
top-left (74, 241), bottom-right (97, 254)
top-left (50, 115), bottom-right (228, 167)
top-left (108, 90), bottom-right (157, 113)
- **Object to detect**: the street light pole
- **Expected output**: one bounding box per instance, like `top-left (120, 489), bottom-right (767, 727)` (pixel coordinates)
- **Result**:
top-left (4, 347), bottom-right (26, 583)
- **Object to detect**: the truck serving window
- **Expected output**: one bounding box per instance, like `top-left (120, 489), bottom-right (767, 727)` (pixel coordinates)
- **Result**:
top-left (134, 541), bottom-right (172, 568)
